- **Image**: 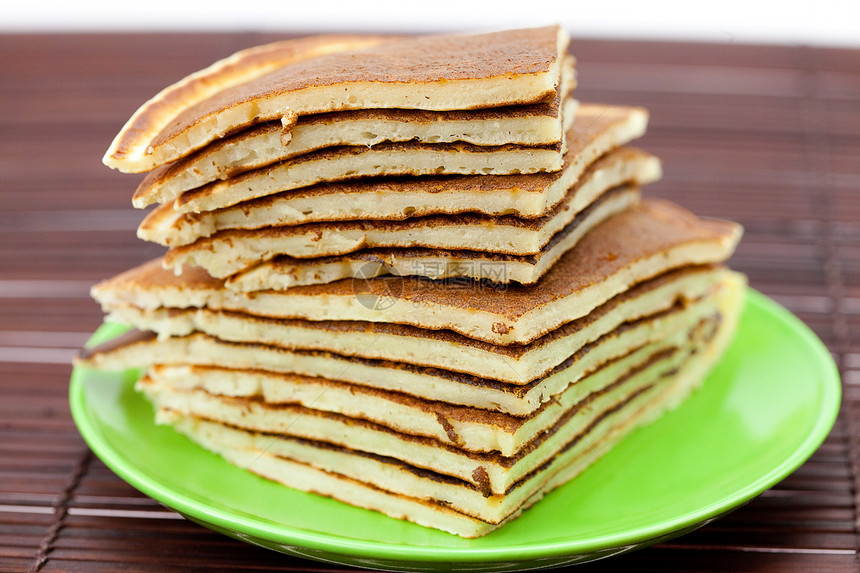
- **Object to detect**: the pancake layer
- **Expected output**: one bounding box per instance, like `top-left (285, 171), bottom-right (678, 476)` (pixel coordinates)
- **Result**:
top-left (134, 284), bottom-right (739, 536)
top-left (106, 26), bottom-right (568, 173)
top-left (93, 200), bottom-right (741, 345)
top-left (98, 265), bottom-right (732, 387)
top-left (130, 62), bottom-right (576, 208)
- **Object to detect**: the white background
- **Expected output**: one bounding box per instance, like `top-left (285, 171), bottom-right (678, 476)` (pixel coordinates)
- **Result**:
top-left (3, 0), bottom-right (859, 47)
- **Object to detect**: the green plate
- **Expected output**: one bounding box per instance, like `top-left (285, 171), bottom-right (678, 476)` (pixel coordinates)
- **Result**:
top-left (69, 290), bottom-right (841, 571)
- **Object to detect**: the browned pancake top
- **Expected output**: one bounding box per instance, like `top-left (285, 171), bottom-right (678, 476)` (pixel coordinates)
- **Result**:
top-left (151, 27), bottom-right (561, 151)
top-left (140, 103), bottom-right (638, 226)
top-left (281, 200), bottom-right (739, 318)
top-left (110, 34), bottom-right (390, 164)
top-left (97, 199), bottom-right (739, 323)
top-left (143, 92), bottom-right (567, 195)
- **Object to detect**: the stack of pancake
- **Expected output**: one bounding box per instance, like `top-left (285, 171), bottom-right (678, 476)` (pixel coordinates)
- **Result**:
top-left (77, 26), bottom-right (746, 538)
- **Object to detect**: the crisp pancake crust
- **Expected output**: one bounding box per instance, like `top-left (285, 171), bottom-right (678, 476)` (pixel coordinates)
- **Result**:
top-left (130, 61), bottom-right (575, 206)
top-left (138, 108), bottom-right (649, 251)
top-left (106, 26), bottom-right (567, 173)
top-left (91, 265), bottom-right (731, 391)
top-left (92, 199), bottom-right (742, 345)
top-left (157, 150), bottom-right (659, 277)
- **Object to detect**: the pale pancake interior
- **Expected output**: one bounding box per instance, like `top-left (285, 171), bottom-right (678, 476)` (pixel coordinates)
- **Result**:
top-left (160, 153), bottom-right (660, 279)
top-left (101, 265), bottom-right (727, 386)
top-left (139, 284), bottom-right (740, 535)
top-left (106, 26), bottom-right (568, 173)
top-left (93, 200), bottom-right (742, 345)
top-left (131, 61), bottom-right (576, 207)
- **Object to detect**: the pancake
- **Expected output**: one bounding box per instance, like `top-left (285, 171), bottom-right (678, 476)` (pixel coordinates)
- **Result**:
top-left (150, 145), bottom-right (657, 252)
top-left (130, 61), bottom-right (576, 208)
top-left (99, 265), bottom-right (729, 386)
top-left (105, 290), bottom-right (736, 500)
top-left (159, 151), bottom-right (659, 277)
top-left (128, 289), bottom-right (728, 456)
top-left (162, 334), bottom-right (720, 538)
top-left (145, 347), bottom-right (681, 524)
top-left (137, 103), bottom-right (642, 222)
top-left (138, 104), bottom-right (648, 239)
top-left (105, 26), bottom-right (568, 173)
top-left (89, 23), bottom-right (747, 540)
top-left (157, 355), bottom-right (694, 538)
top-left (223, 184), bottom-right (637, 288)
top-left (80, 270), bottom-right (744, 415)
top-left (92, 200), bottom-right (742, 345)
top-left (168, 138), bottom-right (566, 215)
top-left (144, 339), bottom-right (681, 456)
top-left (138, 338), bottom-right (685, 494)
top-left (137, 293), bottom-right (739, 531)
top-left (156, 364), bottom-right (669, 537)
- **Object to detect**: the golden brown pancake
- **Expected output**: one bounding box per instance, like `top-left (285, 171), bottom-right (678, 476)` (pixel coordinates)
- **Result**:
top-left (159, 153), bottom-right (658, 278)
top-left (83, 281), bottom-right (740, 506)
top-left (137, 104), bottom-right (647, 234)
top-left (166, 185), bottom-right (639, 288)
top-left (144, 340), bottom-right (683, 456)
top-left (142, 344), bottom-right (682, 509)
top-left (80, 270), bottom-right (743, 414)
top-left (136, 103), bottom-right (642, 219)
top-left (135, 291), bottom-right (740, 535)
top-left (105, 26), bottom-right (568, 173)
top-left (113, 284), bottom-right (735, 454)
top-left (89, 23), bottom-right (749, 541)
top-left (165, 185), bottom-right (640, 281)
top-left (98, 265), bottom-right (732, 389)
top-left (155, 367), bottom-right (661, 537)
top-left (129, 61), bottom-right (576, 207)
top-left (92, 199), bottom-right (742, 345)
top-left (155, 357), bottom-right (679, 538)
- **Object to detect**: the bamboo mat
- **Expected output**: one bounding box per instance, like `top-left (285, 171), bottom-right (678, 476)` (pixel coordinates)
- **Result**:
top-left (1, 33), bottom-right (858, 572)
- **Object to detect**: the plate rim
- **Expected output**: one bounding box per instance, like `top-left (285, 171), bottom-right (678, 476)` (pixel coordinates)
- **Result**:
top-left (69, 289), bottom-right (842, 565)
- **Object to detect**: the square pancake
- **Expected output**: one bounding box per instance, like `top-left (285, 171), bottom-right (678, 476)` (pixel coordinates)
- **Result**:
top-left (155, 358), bottom-right (671, 538)
top-left (127, 287), bottom-right (732, 457)
top-left (138, 103), bottom-right (647, 239)
top-left (154, 354), bottom-right (688, 538)
top-left (165, 341), bottom-right (719, 538)
top-left (148, 353), bottom-right (679, 528)
top-left (136, 335), bottom-right (685, 497)
top-left (80, 269), bottom-right (744, 415)
top-left (135, 293), bottom-right (739, 530)
top-left (99, 265), bottom-right (732, 388)
top-left (222, 184), bottom-right (636, 289)
top-left (159, 149), bottom-right (659, 278)
top-left (144, 339), bottom-right (683, 456)
top-left (92, 199), bottom-right (742, 345)
top-left (136, 102), bottom-right (642, 222)
top-left (105, 26), bottom-right (569, 173)
top-left (130, 59), bottom-right (575, 208)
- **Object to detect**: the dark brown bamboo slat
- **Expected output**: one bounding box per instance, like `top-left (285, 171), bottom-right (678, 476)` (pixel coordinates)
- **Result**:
top-left (0, 32), bottom-right (858, 572)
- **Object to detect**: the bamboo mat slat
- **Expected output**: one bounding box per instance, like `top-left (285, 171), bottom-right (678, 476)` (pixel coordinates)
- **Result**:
top-left (0, 33), bottom-right (858, 572)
